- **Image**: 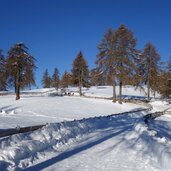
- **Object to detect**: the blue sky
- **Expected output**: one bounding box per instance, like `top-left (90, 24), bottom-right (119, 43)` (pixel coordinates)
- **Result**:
top-left (0, 0), bottom-right (171, 87)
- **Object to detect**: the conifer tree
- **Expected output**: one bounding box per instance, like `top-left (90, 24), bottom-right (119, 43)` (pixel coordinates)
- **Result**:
top-left (21, 67), bottom-right (36, 90)
top-left (41, 69), bottom-right (51, 88)
top-left (167, 57), bottom-right (171, 97)
top-left (96, 25), bottom-right (138, 103)
top-left (168, 57), bottom-right (171, 97)
top-left (6, 43), bottom-right (36, 100)
top-left (140, 43), bottom-right (160, 99)
top-left (60, 71), bottom-right (71, 88)
top-left (96, 28), bottom-right (117, 101)
top-left (52, 67), bottom-right (60, 90)
top-left (0, 50), bottom-right (7, 91)
top-left (157, 70), bottom-right (169, 98)
top-left (90, 69), bottom-right (106, 86)
top-left (114, 25), bottom-right (138, 103)
top-left (72, 51), bottom-right (89, 96)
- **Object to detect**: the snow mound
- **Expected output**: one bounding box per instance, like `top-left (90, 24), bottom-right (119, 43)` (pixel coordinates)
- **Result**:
top-left (0, 116), bottom-right (112, 170)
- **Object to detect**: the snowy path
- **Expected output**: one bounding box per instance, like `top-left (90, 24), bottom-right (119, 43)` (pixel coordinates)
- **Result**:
top-left (26, 123), bottom-right (160, 171)
top-left (0, 106), bottom-right (171, 170)
top-left (3, 110), bottom-right (167, 171)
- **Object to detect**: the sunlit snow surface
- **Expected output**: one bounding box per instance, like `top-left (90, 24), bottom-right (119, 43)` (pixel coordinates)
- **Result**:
top-left (0, 95), bottom-right (142, 129)
top-left (0, 86), bottom-right (170, 171)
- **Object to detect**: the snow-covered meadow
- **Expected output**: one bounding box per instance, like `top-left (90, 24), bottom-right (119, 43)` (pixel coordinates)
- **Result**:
top-left (0, 86), bottom-right (150, 129)
top-left (0, 94), bottom-right (143, 129)
top-left (0, 86), bottom-right (170, 171)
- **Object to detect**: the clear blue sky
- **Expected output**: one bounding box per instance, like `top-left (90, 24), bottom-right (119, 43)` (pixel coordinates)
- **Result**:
top-left (0, 0), bottom-right (171, 87)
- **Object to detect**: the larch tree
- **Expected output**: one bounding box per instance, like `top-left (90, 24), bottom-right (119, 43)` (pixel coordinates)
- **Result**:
top-left (52, 67), bottom-right (60, 90)
top-left (140, 43), bottom-right (160, 99)
top-left (60, 71), bottom-right (71, 88)
top-left (96, 28), bottom-right (117, 102)
top-left (20, 63), bottom-right (36, 90)
top-left (0, 50), bottom-right (7, 91)
top-left (157, 69), bottom-right (169, 98)
top-left (6, 43), bottom-right (36, 100)
top-left (167, 57), bottom-right (171, 97)
top-left (90, 68), bottom-right (106, 86)
top-left (41, 69), bottom-right (51, 88)
top-left (72, 51), bottom-right (89, 96)
top-left (96, 25), bottom-right (138, 103)
top-left (114, 25), bottom-right (138, 103)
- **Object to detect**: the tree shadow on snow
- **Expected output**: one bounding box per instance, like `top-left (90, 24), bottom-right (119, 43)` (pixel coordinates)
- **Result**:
top-left (0, 105), bottom-right (11, 112)
top-left (148, 120), bottom-right (171, 140)
top-left (0, 105), bottom-right (21, 114)
top-left (24, 115), bottom-right (135, 171)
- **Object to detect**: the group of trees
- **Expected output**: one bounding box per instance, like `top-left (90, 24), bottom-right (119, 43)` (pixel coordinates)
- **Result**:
top-left (93, 25), bottom-right (171, 103)
top-left (1, 25), bottom-right (171, 101)
top-left (41, 68), bottom-right (60, 90)
top-left (95, 25), bottom-right (139, 103)
top-left (0, 43), bottom-right (36, 100)
top-left (44, 25), bottom-right (169, 103)
top-left (41, 51), bottom-right (89, 96)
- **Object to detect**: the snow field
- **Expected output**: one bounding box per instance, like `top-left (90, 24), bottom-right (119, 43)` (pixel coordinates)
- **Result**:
top-left (0, 95), bottom-right (144, 129)
top-left (0, 111), bottom-right (149, 170)
top-left (0, 86), bottom-right (170, 170)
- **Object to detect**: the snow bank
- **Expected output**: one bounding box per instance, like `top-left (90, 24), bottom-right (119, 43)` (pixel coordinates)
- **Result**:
top-left (0, 116), bottom-right (114, 170)
top-left (126, 120), bottom-right (171, 170)
top-left (0, 109), bottom-right (147, 171)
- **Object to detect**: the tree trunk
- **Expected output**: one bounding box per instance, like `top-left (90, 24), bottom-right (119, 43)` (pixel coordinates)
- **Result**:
top-left (119, 80), bottom-right (122, 104)
top-left (79, 75), bottom-right (82, 96)
top-left (112, 78), bottom-right (116, 102)
top-left (79, 84), bottom-right (82, 96)
top-left (147, 80), bottom-right (150, 100)
top-left (15, 69), bottom-right (20, 100)
top-left (153, 90), bottom-right (156, 98)
top-left (16, 83), bottom-right (20, 100)
top-left (14, 78), bottom-right (17, 93)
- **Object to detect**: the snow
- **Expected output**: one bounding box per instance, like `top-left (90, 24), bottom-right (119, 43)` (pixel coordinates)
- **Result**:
top-left (150, 100), bottom-right (171, 112)
top-left (74, 85), bottom-right (158, 98)
top-left (0, 86), bottom-right (170, 171)
top-left (0, 110), bottom-right (170, 171)
top-left (0, 95), bottom-right (143, 129)
top-left (22, 88), bottom-right (56, 93)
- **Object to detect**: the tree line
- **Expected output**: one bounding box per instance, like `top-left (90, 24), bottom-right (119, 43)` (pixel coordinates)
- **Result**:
top-left (0, 25), bottom-right (171, 101)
